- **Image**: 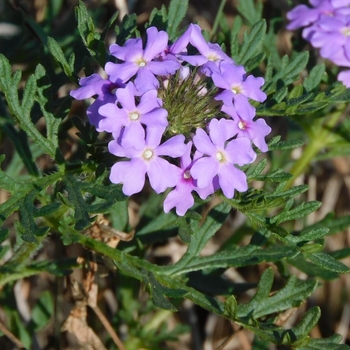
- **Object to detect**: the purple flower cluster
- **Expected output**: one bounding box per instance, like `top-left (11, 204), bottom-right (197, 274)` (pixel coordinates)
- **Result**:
top-left (287, 0), bottom-right (350, 87)
top-left (70, 24), bottom-right (271, 215)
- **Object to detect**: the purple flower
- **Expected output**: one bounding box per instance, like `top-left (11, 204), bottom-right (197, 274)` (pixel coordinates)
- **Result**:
top-left (162, 25), bottom-right (191, 61)
top-left (163, 142), bottom-right (215, 216)
top-left (191, 119), bottom-right (256, 198)
top-left (287, 0), bottom-right (350, 31)
top-left (309, 15), bottom-right (350, 62)
top-left (98, 82), bottom-right (168, 149)
top-left (212, 61), bottom-right (266, 108)
top-left (178, 24), bottom-right (233, 76)
top-left (70, 74), bottom-right (122, 131)
top-left (105, 27), bottom-right (180, 92)
top-left (338, 69), bottom-right (350, 87)
top-left (109, 127), bottom-right (186, 195)
top-left (287, 0), bottom-right (335, 31)
top-left (222, 103), bottom-right (271, 153)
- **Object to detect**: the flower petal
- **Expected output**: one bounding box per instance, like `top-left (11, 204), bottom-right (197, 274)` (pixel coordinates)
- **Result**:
top-left (190, 157), bottom-right (218, 188)
top-left (110, 159), bottom-right (147, 195)
top-left (193, 128), bottom-right (217, 156)
top-left (148, 158), bottom-right (178, 193)
top-left (156, 134), bottom-right (186, 157)
top-left (164, 184), bottom-right (195, 216)
top-left (144, 27), bottom-right (169, 61)
top-left (225, 138), bottom-right (256, 165)
top-left (218, 164), bottom-right (248, 198)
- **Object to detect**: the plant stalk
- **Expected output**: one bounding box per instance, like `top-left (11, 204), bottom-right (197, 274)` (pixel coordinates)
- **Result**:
top-left (286, 110), bottom-right (343, 188)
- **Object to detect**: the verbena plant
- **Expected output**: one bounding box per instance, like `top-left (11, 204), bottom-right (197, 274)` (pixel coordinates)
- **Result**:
top-left (1, 0), bottom-right (350, 348)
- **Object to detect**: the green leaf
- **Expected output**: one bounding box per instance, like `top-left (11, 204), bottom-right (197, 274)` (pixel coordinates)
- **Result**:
top-left (267, 139), bottom-right (304, 151)
top-left (263, 52), bottom-right (309, 94)
top-left (109, 200), bottom-right (129, 231)
top-left (237, 19), bottom-right (266, 67)
top-left (21, 75), bottom-right (37, 113)
top-left (147, 5), bottom-right (168, 30)
top-left (292, 307), bottom-right (321, 340)
top-left (288, 254), bottom-right (339, 280)
top-left (17, 191), bottom-right (50, 241)
top-left (330, 248), bottom-right (350, 260)
top-left (167, 0), bottom-right (188, 40)
top-left (303, 64), bottom-right (325, 92)
top-left (74, 2), bottom-right (106, 66)
top-left (265, 184), bottom-right (309, 200)
top-left (47, 37), bottom-right (76, 81)
top-left (273, 86), bottom-right (288, 103)
top-left (328, 84), bottom-right (350, 102)
top-left (164, 203), bottom-right (231, 275)
top-left (247, 159), bottom-right (267, 180)
top-left (146, 273), bottom-right (180, 311)
top-left (0, 54), bottom-right (57, 157)
top-left (230, 16), bottom-right (243, 59)
top-left (31, 291), bottom-right (54, 331)
top-left (307, 252), bottom-right (350, 273)
top-left (116, 13), bottom-right (138, 45)
top-left (272, 201), bottom-right (322, 224)
top-left (0, 98), bottom-right (39, 176)
top-left (168, 245), bottom-right (298, 274)
top-left (0, 168), bottom-right (61, 229)
top-left (34, 64), bottom-right (62, 159)
top-left (63, 176), bottom-right (94, 230)
top-left (288, 227), bottom-right (329, 244)
top-left (0, 257), bottom-right (78, 288)
top-left (297, 334), bottom-right (349, 349)
top-left (253, 169), bottom-right (293, 182)
top-left (236, 0), bottom-right (263, 26)
top-left (0, 228), bottom-right (9, 244)
top-left (176, 216), bottom-right (193, 244)
top-left (303, 213), bottom-right (350, 236)
top-left (101, 10), bottom-right (119, 41)
top-left (136, 211), bottom-right (178, 244)
top-left (237, 268), bottom-right (318, 319)
top-left (224, 295), bottom-right (237, 319)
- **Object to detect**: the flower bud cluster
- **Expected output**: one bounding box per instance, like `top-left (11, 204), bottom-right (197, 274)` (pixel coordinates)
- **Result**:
top-left (287, 0), bottom-right (350, 87)
top-left (70, 24), bottom-right (271, 215)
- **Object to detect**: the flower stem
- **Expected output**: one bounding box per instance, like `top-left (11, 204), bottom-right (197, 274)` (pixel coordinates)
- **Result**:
top-left (286, 110), bottom-right (343, 188)
top-left (210, 0), bottom-right (228, 40)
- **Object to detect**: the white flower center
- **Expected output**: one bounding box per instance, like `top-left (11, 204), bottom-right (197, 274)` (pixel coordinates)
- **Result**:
top-left (342, 27), bottom-right (350, 36)
top-left (207, 53), bottom-right (219, 62)
top-left (216, 151), bottom-right (224, 162)
top-left (143, 149), bottom-right (153, 160)
top-left (129, 112), bottom-right (139, 121)
top-left (238, 121), bottom-right (246, 130)
top-left (231, 86), bottom-right (241, 94)
top-left (183, 170), bottom-right (191, 179)
top-left (138, 61), bottom-right (146, 67)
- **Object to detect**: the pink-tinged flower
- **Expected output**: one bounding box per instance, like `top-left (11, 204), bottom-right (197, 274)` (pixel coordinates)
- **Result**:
top-left (212, 61), bottom-right (266, 108)
top-left (105, 27), bottom-right (180, 93)
top-left (287, 0), bottom-right (350, 31)
top-left (70, 74), bottom-right (123, 131)
top-left (109, 127), bottom-right (186, 195)
top-left (163, 142), bottom-right (215, 216)
top-left (98, 82), bottom-right (168, 149)
top-left (222, 103), bottom-right (271, 153)
top-left (178, 24), bottom-right (233, 76)
top-left (191, 119), bottom-right (256, 198)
